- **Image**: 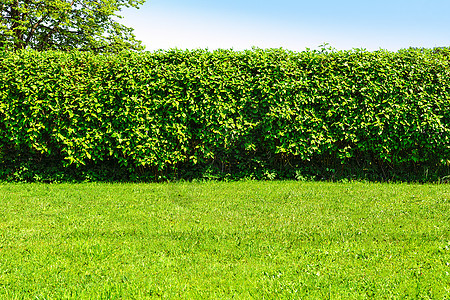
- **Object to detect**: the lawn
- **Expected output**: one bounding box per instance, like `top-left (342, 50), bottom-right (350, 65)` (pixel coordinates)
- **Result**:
top-left (0, 181), bottom-right (449, 299)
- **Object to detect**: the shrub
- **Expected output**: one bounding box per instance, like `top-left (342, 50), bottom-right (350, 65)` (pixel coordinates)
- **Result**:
top-left (0, 47), bottom-right (449, 182)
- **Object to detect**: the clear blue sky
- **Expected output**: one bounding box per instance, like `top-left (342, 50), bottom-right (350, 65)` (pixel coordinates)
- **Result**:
top-left (118, 0), bottom-right (450, 52)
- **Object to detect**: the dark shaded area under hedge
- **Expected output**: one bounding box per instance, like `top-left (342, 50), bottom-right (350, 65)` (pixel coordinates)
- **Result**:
top-left (0, 47), bottom-right (449, 182)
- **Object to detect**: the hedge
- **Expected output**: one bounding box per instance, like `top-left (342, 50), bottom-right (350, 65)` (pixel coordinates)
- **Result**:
top-left (0, 47), bottom-right (449, 182)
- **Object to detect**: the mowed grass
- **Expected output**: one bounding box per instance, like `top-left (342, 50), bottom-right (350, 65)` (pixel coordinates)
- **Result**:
top-left (0, 181), bottom-right (449, 299)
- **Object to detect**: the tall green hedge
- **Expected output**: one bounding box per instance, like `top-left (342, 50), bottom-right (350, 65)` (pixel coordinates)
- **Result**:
top-left (0, 47), bottom-right (449, 182)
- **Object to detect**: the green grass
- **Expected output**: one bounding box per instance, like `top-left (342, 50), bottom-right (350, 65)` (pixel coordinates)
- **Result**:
top-left (0, 181), bottom-right (449, 299)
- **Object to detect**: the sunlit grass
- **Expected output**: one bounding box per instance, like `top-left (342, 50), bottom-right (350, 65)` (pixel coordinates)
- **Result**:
top-left (0, 181), bottom-right (449, 299)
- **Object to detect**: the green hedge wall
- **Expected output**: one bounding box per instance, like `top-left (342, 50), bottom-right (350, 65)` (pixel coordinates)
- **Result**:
top-left (0, 47), bottom-right (449, 182)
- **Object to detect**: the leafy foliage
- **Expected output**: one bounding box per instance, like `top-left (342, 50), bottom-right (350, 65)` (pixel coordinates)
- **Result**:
top-left (0, 0), bottom-right (145, 52)
top-left (0, 47), bottom-right (449, 182)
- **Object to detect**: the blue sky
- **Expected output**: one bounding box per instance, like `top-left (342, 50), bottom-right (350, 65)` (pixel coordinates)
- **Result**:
top-left (118, 0), bottom-right (450, 52)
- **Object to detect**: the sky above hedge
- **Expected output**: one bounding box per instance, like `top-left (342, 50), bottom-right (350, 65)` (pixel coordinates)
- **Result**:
top-left (119, 0), bottom-right (450, 52)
